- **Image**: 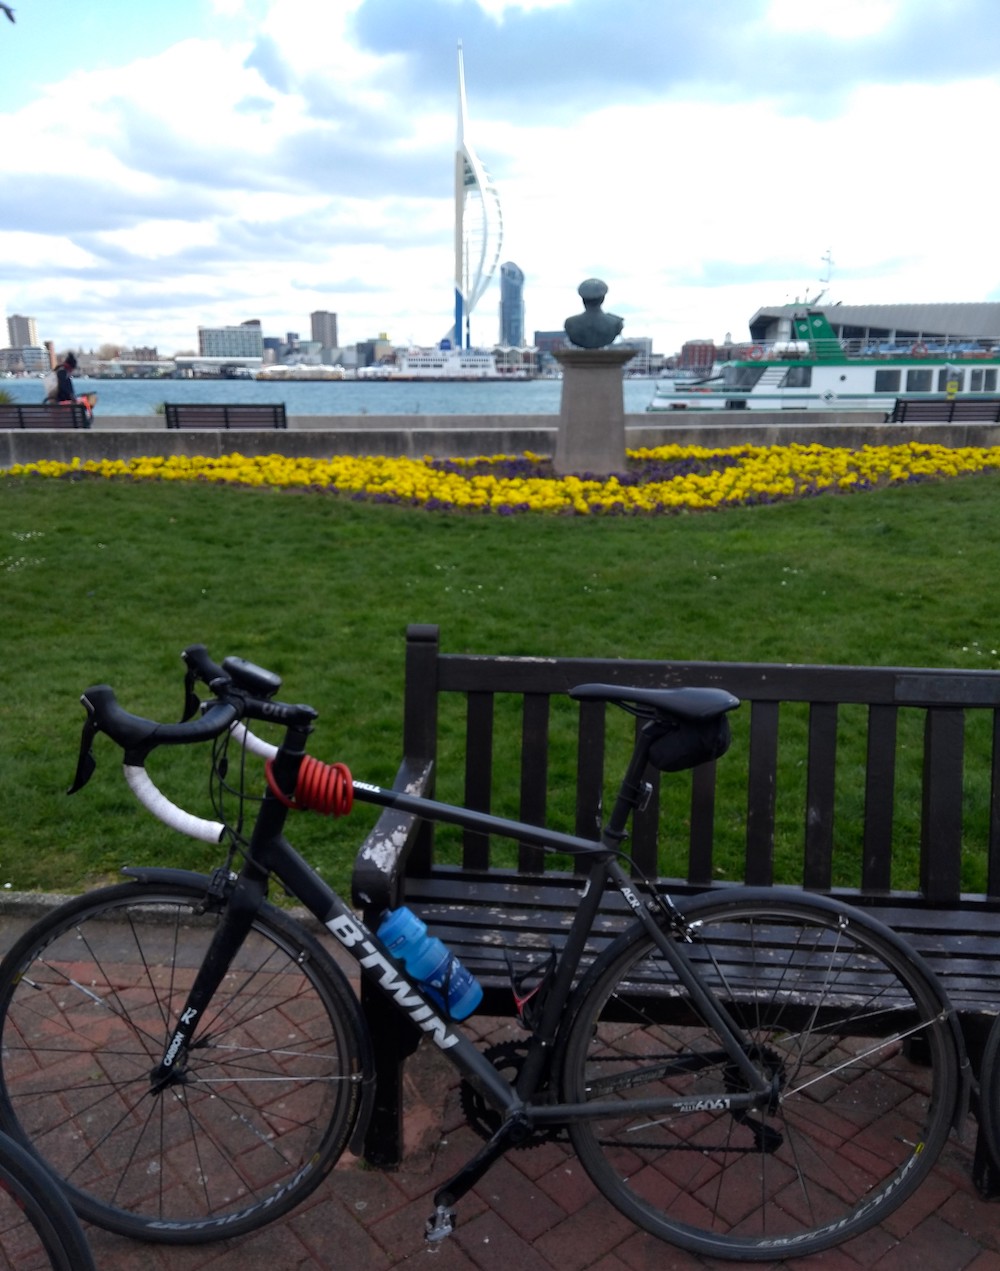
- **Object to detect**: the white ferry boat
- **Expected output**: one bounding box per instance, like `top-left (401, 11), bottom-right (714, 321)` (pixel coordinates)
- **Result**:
top-left (392, 346), bottom-right (499, 378)
top-left (647, 310), bottom-right (1000, 413)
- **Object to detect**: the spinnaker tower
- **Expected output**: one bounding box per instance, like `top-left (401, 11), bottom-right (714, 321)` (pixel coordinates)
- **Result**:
top-left (452, 42), bottom-right (503, 348)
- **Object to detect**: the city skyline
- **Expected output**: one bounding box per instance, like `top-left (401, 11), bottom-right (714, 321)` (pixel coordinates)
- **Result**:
top-left (2, 1), bottom-right (999, 357)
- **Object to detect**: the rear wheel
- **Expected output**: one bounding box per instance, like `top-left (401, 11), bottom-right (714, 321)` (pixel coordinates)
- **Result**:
top-left (0, 878), bottom-right (368, 1244)
top-left (561, 889), bottom-right (960, 1260)
top-left (974, 1012), bottom-right (1000, 1187)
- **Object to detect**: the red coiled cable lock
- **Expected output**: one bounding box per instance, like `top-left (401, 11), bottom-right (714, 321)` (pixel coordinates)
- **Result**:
top-left (266, 755), bottom-right (353, 817)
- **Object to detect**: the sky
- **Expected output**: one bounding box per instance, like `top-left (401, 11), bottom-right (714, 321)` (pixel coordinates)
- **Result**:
top-left (2, 0), bottom-right (999, 358)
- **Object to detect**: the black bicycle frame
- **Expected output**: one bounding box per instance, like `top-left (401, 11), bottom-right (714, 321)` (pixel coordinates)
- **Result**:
top-left (151, 755), bottom-right (772, 1123)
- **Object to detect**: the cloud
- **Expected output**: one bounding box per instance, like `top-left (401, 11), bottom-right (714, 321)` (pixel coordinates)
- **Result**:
top-left (2, 0), bottom-right (999, 356)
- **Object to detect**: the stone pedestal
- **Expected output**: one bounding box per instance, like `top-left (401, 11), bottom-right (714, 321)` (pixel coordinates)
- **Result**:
top-left (552, 346), bottom-right (636, 476)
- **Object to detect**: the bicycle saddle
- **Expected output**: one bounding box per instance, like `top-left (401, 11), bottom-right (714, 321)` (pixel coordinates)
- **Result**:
top-left (569, 683), bottom-right (739, 721)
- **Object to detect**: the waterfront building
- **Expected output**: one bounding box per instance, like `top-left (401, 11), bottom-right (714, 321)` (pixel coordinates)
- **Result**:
top-left (749, 302), bottom-right (1000, 346)
top-left (452, 42), bottom-right (502, 349)
top-left (499, 263), bottom-right (525, 347)
top-left (311, 310), bottom-right (339, 351)
top-left (7, 314), bottom-right (38, 348)
top-left (197, 321), bottom-right (264, 359)
top-left (618, 337), bottom-right (654, 376)
top-left (530, 330), bottom-right (568, 374)
top-left (0, 345), bottom-right (47, 373)
top-left (533, 330), bottom-right (569, 357)
top-left (355, 335), bottom-right (393, 369)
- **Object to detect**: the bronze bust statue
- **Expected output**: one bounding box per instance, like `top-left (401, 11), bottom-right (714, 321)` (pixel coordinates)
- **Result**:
top-left (564, 278), bottom-right (624, 349)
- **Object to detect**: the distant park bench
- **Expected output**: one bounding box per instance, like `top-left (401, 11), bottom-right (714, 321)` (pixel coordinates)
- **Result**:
top-left (164, 403), bottom-right (287, 429)
top-left (0, 402), bottom-right (91, 429)
top-left (889, 397), bottom-right (1000, 423)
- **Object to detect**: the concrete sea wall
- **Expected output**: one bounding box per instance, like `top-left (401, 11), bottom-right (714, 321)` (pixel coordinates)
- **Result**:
top-left (4, 410), bottom-right (1000, 468)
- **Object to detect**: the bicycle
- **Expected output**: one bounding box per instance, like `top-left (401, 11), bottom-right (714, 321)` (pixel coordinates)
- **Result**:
top-left (0, 1130), bottom-right (95, 1270)
top-left (0, 645), bottom-right (968, 1261)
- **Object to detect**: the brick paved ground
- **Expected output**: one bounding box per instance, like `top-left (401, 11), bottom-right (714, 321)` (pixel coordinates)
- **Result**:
top-left (2, 906), bottom-right (1000, 1271)
top-left (75, 1015), bottom-right (1000, 1271)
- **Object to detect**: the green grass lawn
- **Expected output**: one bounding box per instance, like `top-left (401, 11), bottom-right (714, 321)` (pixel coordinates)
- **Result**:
top-left (2, 470), bottom-right (999, 894)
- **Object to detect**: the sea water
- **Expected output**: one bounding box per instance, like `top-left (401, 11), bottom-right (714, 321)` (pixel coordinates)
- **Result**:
top-left (0, 375), bottom-right (655, 417)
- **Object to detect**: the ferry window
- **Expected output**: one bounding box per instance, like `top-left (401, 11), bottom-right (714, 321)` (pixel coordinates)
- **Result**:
top-left (906, 369), bottom-right (933, 392)
top-left (972, 368), bottom-right (999, 392)
top-left (780, 367), bottom-right (812, 387)
top-left (938, 369), bottom-right (964, 391)
top-left (723, 366), bottom-right (765, 389)
top-left (874, 369), bottom-right (901, 392)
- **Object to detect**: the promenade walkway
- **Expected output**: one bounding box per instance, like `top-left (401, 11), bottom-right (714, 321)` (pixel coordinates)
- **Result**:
top-left (0, 908), bottom-right (998, 1270)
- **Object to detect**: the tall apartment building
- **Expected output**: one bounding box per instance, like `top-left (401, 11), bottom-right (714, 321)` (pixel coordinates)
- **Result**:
top-left (7, 314), bottom-right (38, 348)
top-left (498, 262), bottom-right (525, 347)
top-left (311, 310), bottom-right (339, 349)
top-left (197, 321), bottom-right (263, 358)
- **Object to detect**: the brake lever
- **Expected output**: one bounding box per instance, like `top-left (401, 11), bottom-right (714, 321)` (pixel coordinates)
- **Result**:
top-left (181, 663), bottom-right (202, 722)
top-left (67, 700), bottom-right (100, 794)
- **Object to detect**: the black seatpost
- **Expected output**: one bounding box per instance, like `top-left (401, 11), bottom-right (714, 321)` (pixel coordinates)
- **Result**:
top-left (601, 720), bottom-right (656, 848)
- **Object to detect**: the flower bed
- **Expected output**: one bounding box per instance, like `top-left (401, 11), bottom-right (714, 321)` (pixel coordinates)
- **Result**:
top-left (5, 442), bottom-right (1000, 515)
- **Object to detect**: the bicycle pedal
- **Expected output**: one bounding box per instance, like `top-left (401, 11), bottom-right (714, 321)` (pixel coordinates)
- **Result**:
top-left (425, 1204), bottom-right (457, 1242)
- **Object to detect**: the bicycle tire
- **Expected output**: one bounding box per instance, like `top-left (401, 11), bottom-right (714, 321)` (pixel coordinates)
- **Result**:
top-left (0, 877), bottom-right (369, 1244)
top-left (975, 1012), bottom-right (1000, 1183)
top-left (0, 1130), bottom-right (96, 1270)
top-left (560, 888), bottom-right (960, 1261)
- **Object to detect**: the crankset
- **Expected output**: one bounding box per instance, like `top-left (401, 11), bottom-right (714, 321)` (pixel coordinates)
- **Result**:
top-left (459, 1041), bottom-right (565, 1149)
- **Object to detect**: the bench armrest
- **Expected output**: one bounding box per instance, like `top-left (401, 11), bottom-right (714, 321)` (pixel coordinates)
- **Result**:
top-left (351, 755), bottom-right (434, 917)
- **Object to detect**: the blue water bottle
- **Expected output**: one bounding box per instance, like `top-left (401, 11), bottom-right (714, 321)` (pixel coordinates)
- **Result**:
top-left (377, 907), bottom-right (483, 1020)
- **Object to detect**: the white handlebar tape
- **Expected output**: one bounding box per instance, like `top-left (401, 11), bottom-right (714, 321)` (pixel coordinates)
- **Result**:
top-left (124, 765), bottom-right (227, 843)
top-left (229, 721), bottom-right (278, 760)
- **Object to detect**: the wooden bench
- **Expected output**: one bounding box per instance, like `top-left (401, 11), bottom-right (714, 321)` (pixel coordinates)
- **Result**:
top-left (352, 623), bottom-right (1000, 1177)
top-left (0, 402), bottom-right (91, 429)
top-left (164, 402), bottom-right (287, 429)
top-left (889, 397), bottom-right (1000, 423)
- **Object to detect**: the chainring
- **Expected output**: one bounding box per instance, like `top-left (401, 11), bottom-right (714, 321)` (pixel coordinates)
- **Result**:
top-left (459, 1041), bottom-right (565, 1149)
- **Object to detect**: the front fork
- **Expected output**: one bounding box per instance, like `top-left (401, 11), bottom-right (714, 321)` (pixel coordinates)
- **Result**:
top-left (148, 863), bottom-right (268, 1089)
top-left (148, 722), bottom-right (314, 1089)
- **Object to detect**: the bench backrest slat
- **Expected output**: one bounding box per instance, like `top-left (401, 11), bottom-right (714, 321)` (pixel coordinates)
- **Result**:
top-left (574, 699), bottom-right (606, 862)
top-left (921, 708), bottom-right (964, 900)
top-left (803, 701), bottom-right (838, 889)
top-left (745, 700), bottom-right (779, 885)
top-left (688, 764), bottom-right (718, 885)
top-left (519, 694), bottom-right (550, 871)
top-left (403, 625), bottom-right (1000, 905)
top-left (989, 712), bottom-right (1000, 895)
top-left (463, 691), bottom-right (494, 868)
top-left (862, 704), bottom-right (898, 891)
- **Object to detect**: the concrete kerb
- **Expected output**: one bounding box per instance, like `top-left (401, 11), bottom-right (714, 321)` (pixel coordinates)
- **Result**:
top-left (5, 411), bottom-right (1000, 470)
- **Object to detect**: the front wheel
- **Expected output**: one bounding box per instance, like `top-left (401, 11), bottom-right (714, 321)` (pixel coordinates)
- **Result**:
top-left (0, 877), bottom-right (369, 1244)
top-left (560, 889), bottom-right (961, 1261)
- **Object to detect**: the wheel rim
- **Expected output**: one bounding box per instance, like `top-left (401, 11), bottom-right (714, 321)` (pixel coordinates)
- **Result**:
top-left (0, 885), bottom-right (362, 1239)
top-left (563, 898), bottom-right (956, 1258)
